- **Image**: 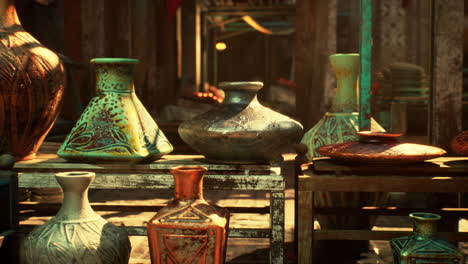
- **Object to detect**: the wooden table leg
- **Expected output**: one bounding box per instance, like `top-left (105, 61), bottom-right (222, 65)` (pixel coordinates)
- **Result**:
top-left (270, 191), bottom-right (285, 264)
top-left (298, 190), bottom-right (314, 264)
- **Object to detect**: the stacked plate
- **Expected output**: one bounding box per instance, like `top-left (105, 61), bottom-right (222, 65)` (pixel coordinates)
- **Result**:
top-left (388, 62), bottom-right (429, 98)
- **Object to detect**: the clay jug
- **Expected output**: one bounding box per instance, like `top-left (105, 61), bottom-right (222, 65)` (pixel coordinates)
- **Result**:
top-left (147, 166), bottom-right (230, 264)
top-left (20, 171), bottom-right (131, 264)
top-left (0, 0), bottom-right (66, 160)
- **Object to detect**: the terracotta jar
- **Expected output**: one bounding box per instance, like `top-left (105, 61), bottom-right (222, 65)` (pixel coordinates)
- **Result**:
top-left (391, 213), bottom-right (464, 263)
top-left (451, 130), bottom-right (468, 156)
top-left (147, 166), bottom-right (229, 264)
top-left (58, 58), bottom-right (173, 163)
top-left (20, 171), bottom-right (131, 264)
top-left (0, 0), bottom-right (66, 160)
top-left (179, 81), bottom-right (303, 164)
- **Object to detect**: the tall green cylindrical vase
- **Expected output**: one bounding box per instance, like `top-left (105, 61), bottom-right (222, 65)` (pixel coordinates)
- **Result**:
top-left (300, 53), bottom-right (386, 262)
top-left (301, 53), bottom-right (384, 159)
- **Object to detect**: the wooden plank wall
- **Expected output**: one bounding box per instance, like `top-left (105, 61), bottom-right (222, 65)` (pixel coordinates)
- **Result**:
top-left (80, 0), bottom-right (178, 117)
top-left (295, 0), bottom-right (336, 130)
top-left (430, 0), bottom-right (464, 151)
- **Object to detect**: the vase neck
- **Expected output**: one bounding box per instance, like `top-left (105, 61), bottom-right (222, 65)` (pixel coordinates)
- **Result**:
top-left (171, 166), bottom-right (207, 201)
top-left (54, 172), bottom-right (99, 221)
top-left (223, 90), bottom-right (258, 106)
top-left (410, 213), bottom-right (440, 238)
top-left (94, 63), bottom-right (136, 94)
top-left (0, 0), bottom-right (20, 28)
top-left (330, 54), bottom-right (359, 113)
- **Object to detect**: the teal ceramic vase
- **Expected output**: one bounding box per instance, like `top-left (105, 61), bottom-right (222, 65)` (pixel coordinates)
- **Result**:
top-left (179, 81), bottom-right (303, 164)
top-left (391, 212), bottom-right (464, 263)
top-left (300, 53), bottom-right (384, 160)
top-left (58, 58), bottom-right (173, 163)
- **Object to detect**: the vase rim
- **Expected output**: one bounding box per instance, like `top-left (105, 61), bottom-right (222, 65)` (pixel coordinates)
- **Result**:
top-left (357, 131), bottom-right (403, 138)
top-left (219, 81), bottom-right (263, 92)
top-left (330, 53), bottom-right (360, 58)
top-left (409, 212), bottom-right (441, 221)
top-left (91, 58), bottom-right (139, 64)
top-left (55, 171), bottom-right (96, 178)
top-left (170, 166), bottom-right (207, 173)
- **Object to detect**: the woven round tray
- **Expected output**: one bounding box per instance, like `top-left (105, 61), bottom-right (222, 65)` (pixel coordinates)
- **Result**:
top-left (316, 132), bottom-right (447, 164)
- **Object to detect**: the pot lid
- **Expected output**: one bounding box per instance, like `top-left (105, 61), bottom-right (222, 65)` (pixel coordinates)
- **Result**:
top-left (316, 131), bottom-right (447, 163)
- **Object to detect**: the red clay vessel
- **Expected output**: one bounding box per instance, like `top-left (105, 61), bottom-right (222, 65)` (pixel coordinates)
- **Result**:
top-left (147, 166), bottom-right (230, 264)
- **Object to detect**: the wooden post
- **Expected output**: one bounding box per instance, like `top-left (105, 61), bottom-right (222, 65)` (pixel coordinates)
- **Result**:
top-left (358, 0), bottom-right (372, 131)
top-left (195, 3), bottom-right (202, 91)
top-left (295, 0), bottom-right (337, 130)
top-left (81, 0), bottom-right (106, 102)
top-left (181, 2), bottom-right (196, 89)
top-left (298, 189), bottom-right (314, 264)
top-left (430, 0), bottom-right (464, 150)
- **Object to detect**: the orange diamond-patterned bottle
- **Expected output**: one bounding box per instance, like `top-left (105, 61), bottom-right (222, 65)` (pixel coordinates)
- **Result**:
top-left (147, 166), bottom-right (230, 264)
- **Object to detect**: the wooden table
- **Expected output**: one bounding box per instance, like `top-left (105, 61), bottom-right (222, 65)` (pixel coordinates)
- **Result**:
top-left (15, 154), bottom-right (288, 264)
top-left (297, 157), bottom-right (468, 264)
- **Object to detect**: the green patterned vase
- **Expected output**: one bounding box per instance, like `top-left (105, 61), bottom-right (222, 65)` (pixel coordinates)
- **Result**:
top-left (300, 53), bottom-right (384, 160)
top-left (58, 58), bottom-right (173, 163)
top-left (300, 54), bottom-right (386, 262)
top-left (391, 213), bottom-right (464, 263)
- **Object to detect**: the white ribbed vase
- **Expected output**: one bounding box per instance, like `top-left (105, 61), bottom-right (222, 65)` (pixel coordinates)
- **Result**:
top-left (20, 172), bottom-right (131, 264)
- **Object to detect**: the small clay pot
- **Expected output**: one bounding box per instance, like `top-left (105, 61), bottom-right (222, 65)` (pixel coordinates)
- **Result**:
top-left (451, 130), bottom-right (468, 156)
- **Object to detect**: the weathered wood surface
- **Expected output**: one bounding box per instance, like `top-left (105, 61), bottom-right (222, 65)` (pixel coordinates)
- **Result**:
top-left (15, 154), bottom-right (277, 173)
top-left (19, 202), bottom-right (271, 214)
top-left (297, 190), bottom-right (313, 264)
top-left (80, 0), bottom-right (178, 116)
top-left (19, 225), bottom-right (270, 239)
top-left (18, 173), bottom-right (284, 191)
top-left (430, 0), bottom-right (464, 151)
top-left (15, 155), bottom-right (284, 190)
top-left (299, 173), bottom-right (468, 193)
top-left (312, 157), bottom-right (468, 175)
top-left (295, 0), bottom-right (336, 130)
top-left (314, 230), bottom-right (468, 241)
top-left (269, 192), bottom-right (284, 264)
top-left (313, 206), bottom-right (468, 217)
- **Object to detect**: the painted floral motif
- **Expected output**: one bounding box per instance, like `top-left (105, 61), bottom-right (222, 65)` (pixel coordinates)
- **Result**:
top-left (58, 59), bottom-right (173, 163)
